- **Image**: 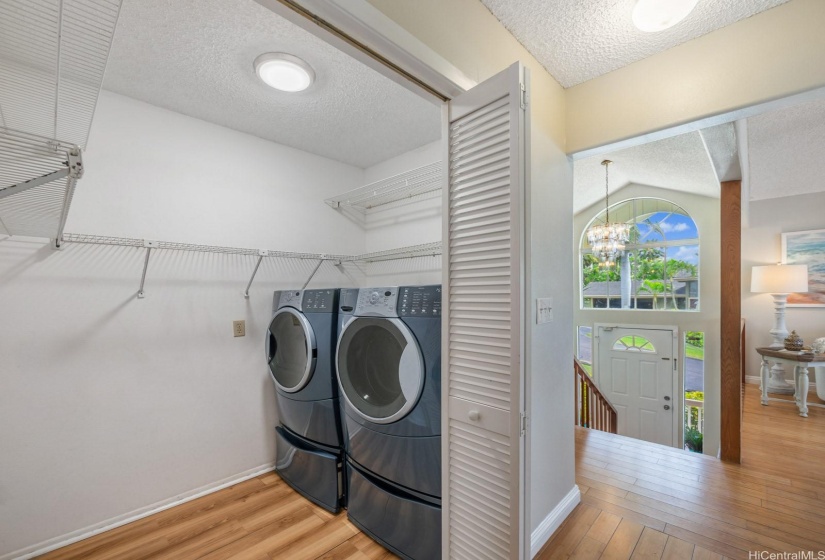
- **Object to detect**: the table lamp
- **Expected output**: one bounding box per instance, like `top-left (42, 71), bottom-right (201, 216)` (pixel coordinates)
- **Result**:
top-left (751, 263), bottom-right (809, 394)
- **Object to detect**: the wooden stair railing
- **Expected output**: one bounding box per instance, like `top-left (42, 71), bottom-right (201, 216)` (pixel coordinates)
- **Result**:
top-left (575, 358), bottom-right (618, 434)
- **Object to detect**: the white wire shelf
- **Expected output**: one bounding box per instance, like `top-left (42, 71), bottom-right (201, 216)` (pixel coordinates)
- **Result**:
top-left (344, 242), bottom-right (442, 263)
top-left (0, 0), bottom-right (122, 242)
top-left (0, 0), bottom-right (123, 148)
top-left (0, 127), bottom-right (82, 239)
top-left (325, 162), bottom-right (443, 212)
top-left (62, 233), bottom-right (348, 261)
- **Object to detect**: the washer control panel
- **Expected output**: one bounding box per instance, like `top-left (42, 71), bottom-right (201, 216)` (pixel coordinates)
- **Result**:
top-left (398, 285), bottom-right (442, 318)
top-left (354, 287), bottom-right (399, 317)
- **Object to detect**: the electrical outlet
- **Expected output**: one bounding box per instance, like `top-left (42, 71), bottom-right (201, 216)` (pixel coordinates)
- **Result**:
top-left (536, 297), bottom-right (554, 324)
top-left (233, 320), bottom-right (246, 337)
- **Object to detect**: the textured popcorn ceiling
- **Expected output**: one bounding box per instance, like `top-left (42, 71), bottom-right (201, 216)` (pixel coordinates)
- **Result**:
top-left (479, 0), bottom-right (790, 87)
top-left (748, 98), bottom-right (825, 201)
top-left (103, 0), bottom-right (440, 168)
top-left (573, 132), bottom-right (719, 214)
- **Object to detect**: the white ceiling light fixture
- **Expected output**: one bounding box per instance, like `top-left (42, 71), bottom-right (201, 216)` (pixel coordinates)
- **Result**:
top-left (632, 0), bottom-right (699, 32)
top-left (254, 53), bottom-right (315, 92)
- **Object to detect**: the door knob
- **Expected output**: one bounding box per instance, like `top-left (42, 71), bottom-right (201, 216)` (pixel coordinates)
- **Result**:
top-left (663, 405), bottom-right (671, 411)
top-left (664, 396), bottom-right (671, 401)
top-left (468, 410), bottom-right (481, 421)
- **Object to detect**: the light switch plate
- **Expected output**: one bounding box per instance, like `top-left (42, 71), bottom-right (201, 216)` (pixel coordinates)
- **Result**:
top-left (537, 297), bottom-right (554, 324)
top-left (233, 320), bottom-right (246, 337)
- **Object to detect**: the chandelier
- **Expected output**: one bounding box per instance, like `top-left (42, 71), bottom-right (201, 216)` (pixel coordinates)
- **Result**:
top-left (586, 160), bottom-right (630, 266)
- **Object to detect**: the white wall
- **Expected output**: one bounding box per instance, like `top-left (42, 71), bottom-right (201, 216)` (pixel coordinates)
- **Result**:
top-left (742, 191), bottom-right (825, 382)
top-left (573, 184), bottom-right (722, 456)
top-left (0, 91), bottom-right (369, 559)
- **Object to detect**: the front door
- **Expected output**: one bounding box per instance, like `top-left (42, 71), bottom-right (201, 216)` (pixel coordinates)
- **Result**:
top-left (596, 326), bottom-right (675, 447)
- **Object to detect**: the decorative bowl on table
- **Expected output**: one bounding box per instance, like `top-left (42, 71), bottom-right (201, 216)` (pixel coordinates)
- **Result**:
top-left (784, 330), bottom-right (804, 351)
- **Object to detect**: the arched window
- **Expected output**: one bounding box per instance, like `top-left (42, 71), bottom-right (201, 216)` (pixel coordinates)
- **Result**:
top-left (581, 198), bottom-right (699, 311)
top-left (613, 335), bottom-right (656, 353)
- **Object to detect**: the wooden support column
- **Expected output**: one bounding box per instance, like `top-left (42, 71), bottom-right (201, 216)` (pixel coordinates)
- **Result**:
top-left (721, 180), bottom-right (742, 463)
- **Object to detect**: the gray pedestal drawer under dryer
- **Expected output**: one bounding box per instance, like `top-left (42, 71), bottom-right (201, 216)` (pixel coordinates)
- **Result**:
top-left (266, 289), bottom-right (344, 513)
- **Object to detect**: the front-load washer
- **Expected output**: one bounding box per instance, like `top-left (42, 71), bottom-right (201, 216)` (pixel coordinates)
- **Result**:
top-left (336, 285), bottom-right (441, 560)
top-left (267, 288), bottom-right (344, 512)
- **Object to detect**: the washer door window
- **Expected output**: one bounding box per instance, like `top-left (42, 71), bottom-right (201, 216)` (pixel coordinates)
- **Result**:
top-left (337, 317), bottom-right (424, 424)
top-left (267, 308), bottom-right (316, 393)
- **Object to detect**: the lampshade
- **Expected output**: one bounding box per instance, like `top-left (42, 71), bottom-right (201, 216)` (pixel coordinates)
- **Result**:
top-left (751, 264), bottom-right (809, 294)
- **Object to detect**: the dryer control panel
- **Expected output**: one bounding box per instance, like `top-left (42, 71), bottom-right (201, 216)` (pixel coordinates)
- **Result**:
top-left (277, 290), bottom-right (304, 311)
top-left (399, 285), bottom-right (442, 318)
top-left (302, 289), bottom-right (338, 313)
top-left (354, 287), bottom-right (399, 318)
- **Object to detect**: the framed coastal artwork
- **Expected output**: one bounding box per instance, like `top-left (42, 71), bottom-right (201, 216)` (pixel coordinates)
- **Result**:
top-left (782, 228), bottom-right (825, 307)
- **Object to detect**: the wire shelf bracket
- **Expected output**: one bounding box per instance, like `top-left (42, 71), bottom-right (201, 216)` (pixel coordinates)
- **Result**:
top-left (324, 162), bottom-right (443, 212)
top-left (136, 240), bottom-right (157, 299)
top-left (243, 250), bottom-right (268, 299)
top-left (0, 128), bottom-right (83, 245)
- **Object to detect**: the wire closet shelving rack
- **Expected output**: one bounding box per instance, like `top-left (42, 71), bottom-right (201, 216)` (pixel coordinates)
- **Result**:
top-left (324, 161), bottom-right (442, 212)
top-left (0, 0), bottom-right (123, 243)
top-left (60, 234), bottom-right (443, 299)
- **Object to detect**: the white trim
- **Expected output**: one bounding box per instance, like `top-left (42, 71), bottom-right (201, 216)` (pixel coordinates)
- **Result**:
top-left (530, 485), bottom-right (582, 558)
top-left (746, 374), bottom-right (817, 391)
top-left (3, 462), bottom-right (275, 560)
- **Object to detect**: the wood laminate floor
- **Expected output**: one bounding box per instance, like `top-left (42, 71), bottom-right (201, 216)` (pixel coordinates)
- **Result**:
top-left (39, 471), bottom-right (397, 560)
top-left (537, 385), bottom-right (825, 560)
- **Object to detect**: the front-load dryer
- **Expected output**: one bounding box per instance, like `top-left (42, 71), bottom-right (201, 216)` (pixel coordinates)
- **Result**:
top-left (336, 285), bottom-right (442, 560)
top-left (267, 288), bottom-right (344, 512)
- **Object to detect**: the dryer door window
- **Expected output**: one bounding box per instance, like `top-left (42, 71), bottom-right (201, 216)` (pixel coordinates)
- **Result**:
top-left (337, 317), bottom-right (424, 424)
top-left (267, 308), bottom-right (316, 393)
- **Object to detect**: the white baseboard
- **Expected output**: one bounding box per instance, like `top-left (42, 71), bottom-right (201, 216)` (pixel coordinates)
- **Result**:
top-left (3, 462), bottom-right (275, 560)
top-left (530, 485), bottom-right (582, 558)
top-left (745, 375), bottom-right (817, 390)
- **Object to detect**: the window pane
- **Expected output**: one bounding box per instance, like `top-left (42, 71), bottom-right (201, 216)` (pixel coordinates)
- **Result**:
top-left (580, 197), bottom-right (700, 312)
top-left (613, 335), bottom-right (656, 353)
top-left (684, 331), bottom-right (705, 453)
top-left (576, 326), bottom-right (592, 375)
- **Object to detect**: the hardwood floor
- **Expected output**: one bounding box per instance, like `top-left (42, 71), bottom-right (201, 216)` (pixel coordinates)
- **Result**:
top-left (537, 385), bottom-right (825, 560)
top-left (39, 472), bottom-right (397, 560)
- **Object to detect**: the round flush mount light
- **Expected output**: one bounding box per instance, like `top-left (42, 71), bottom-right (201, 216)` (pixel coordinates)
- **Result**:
top-left (632, 0), bottom-right (699, 32)
top-left (254, 53), bottom-right (315, 92)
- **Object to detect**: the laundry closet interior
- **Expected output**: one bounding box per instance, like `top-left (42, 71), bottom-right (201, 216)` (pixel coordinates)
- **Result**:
top-left (0, 0), bottom-right (453, 558)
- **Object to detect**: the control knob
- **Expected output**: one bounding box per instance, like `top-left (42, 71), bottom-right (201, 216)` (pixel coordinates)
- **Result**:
top-left (369, 291), bottom-right (380, 304)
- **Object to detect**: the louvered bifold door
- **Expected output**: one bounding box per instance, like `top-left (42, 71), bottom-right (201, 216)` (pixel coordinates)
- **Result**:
top-left (443, 62), bottom-right (527, 560)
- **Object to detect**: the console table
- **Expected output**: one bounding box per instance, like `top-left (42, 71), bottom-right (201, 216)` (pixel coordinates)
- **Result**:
top-left (756, 347), bottom-right (825, 418)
